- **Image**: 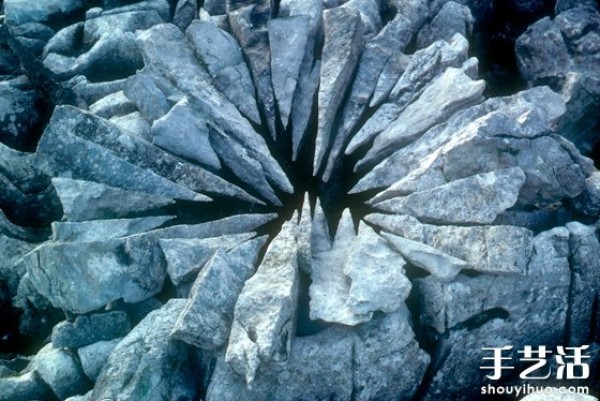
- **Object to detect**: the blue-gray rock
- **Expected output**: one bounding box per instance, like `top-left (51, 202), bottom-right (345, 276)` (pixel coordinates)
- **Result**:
top-left (51, 311), bottom-right (130, 349)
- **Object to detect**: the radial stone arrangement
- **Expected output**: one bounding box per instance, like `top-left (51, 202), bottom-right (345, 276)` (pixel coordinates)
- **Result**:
top-left (1, 0), bottom-right (600, 400)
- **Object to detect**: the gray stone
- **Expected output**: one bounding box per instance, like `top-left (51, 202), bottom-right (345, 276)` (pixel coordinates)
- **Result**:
top-left (173, 0), bottom-right (197, 31)
top-left (0, 371), bottom-right (51, 401)
top-left (171, 237), bottom-right (267, 349)
top-left (0, 140), bottom-right (39, 193)
top-left (70, 76), bottom-right (127, 105)
top-left (136, 24), bottom-right (293, 195)
top-left (374, 168), bottom-right (526, 225)
top-left (89, 90), bottom-right (137, 119)
top-left (185, 21), bottom-right (260, 124)
top-left (356, 66), bottom-right (485, 169)
top-left (208, 123), bottom-right (281, 206)
top-left (34, 108), bottom-right (207, 202)
top-left (24, 214), bottom-right (275, 313)
top-left (226, 217), bottom-right (299, 385)
top-left (83, 10), bottom-right (164, 47)
top-left (207, 308), bottom-right (428, 401)
top-left (351, 87), bottom-right (569, 194)
top-left (573, 172), bottom-right (600, 216)
top-left (418, 228), bottom-right (571, 400)
top-left (52, 178), bottom-right (175, 222)
top-left (123, 71), bottom-right (171, 121)
top-left (370, 51), bottom-right (410, 107)
top-left (51, 216), bottom-right (174, 242)
top-left (42, 22), bottom-right (83, 58)
top-left (27, 343), bottom-right (90, 400)
top-left (365, 213), bottom-right (534, 275)
top-left (227, 0), bottom-right (277, 139)
top-left (151, 97), bottom-right (221, 170)
top-left (566, 222), bottom-right (600, 345)
top-left (314, 6), bottom-right (363, 175)
top-left (51, 311), bottom-right (130, 349)
top-left (344, 223), bottom-right (411, 315)
top-left (323, 14), bottom-right (416, 181)
top-left (204, 0), bottom-right (226, 15)
top-left (381, 232), bottom-right (467, 281)
top-left (160, 232), bottom-right (256, 286)
top-left (109, 111), bottom-right (151, 139)
top-left (91, 299), bottom-right (200, 401)
top-left (341, 0), bottom-right (382, 40)
top-left (280, 0), bottom-right (323, 161)
top-left (297, 193), bottom-right (312, 274)
top-left (310, 206), bottom-right (370, 325)
top-left (101, 0), bottom-right (170, 20)
top-left (0, 77), bottom-right (43, 150)
top-left (416, 1), bottom-right (473, 49)
top-left (347, 34), bottom-right (471, 156)
top-left (36, 106), bottom-right (264, 203)
top-left (77, 339), bottom-right (121, 382)
top-left (66, 391), bottom-right (91, 401)
top-left (269, 16), bottom-right (310, 129)
top-left (4, 0), bottom-right (86, 25)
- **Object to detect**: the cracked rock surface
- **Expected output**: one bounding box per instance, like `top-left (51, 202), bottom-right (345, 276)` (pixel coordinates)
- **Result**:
top-left (1, 0), bottom-right (600, 400)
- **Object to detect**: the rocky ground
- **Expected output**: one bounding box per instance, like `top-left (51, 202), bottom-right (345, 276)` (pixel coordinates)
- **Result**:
top-left (0, 0), bottom-right (599, 400)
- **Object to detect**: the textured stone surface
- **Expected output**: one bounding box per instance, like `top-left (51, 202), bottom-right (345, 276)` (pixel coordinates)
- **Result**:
top-left (51, 311), bottom-right (130, 349)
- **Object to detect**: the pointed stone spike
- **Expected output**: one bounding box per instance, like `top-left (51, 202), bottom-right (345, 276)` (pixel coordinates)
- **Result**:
top-left (313, 7), bottom-right (363, 176)
top-left (226, 216), bottom-right (299, 385)
top-left (160, 232), bottom-right (256, 286)
top-left (269, 16), bottom-right (310, 129)
top-left (227, 0), bottom-right (277, 140)
top-left (171, 236), bottom-right (268, 350)
top-left (52, 178), bottom-right (176, 222)
top-left (297, 193), bottom-right (312, 273)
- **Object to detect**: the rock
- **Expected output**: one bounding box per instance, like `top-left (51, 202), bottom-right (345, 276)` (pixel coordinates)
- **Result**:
top-left (0, 371), bottom-right (51, 401)
top-left (101, 0), bottom-right (170, 21)
top-left (323, 14), bottom-right (416, 181)
top-left (69, 76), bottom-right (126, 105)
top-left (418, 228), bottom-right (571, 400)
top-left (77, 339), bottom-right (121, 382)
top-left (51, 216), bottom-right (173, 242)
top-left (4, 0), bottom-right (86, 25)
top-left (0, 77), bottom-right (43, 151)
top-left (136, 23), bottom-right (293, 195)
top-left (573, 172), bottom-right (600, 216)
top-left (347, 34), bottom-right (472, 157)
top-left (279, 0), bottom-right (323, 161)
top-left (24, 213), bottom-right (275, 313)
top-left (566, 222), bottom-right (600, 345)
top-left (35, 106), bottom-right (266, 203)
top-left (173, 0), bottom-right (197, 31)
top-left (159, 232), bottom-right (256, 286)
top-left (226, 217), bottom-right (299, 385)
top-left (344, 223), bottom-right (411, 315)
top-left (416, 1), bottom-right (473, 48)
top-left (122, 71), bottom-right (171, 121)
top-left (309, 206), bottom-right (370, 325)
top-left (0, 141), bottom-right (41, 193)
top-left (171, 236), bottom-right (267, 349)
top-left (227, 0), bottom-right (277, 139)
top-left (351, 86), bottom-right (569, 194)
top-left (373, 167), bottom-right (526, 225)
top-left (83, 10), bottom-right (164, 47)
top-left (151, 97), bottom-right (222, 170)
top-left (42, 22), bottom-right (83, 58)
top-left (365, 213), bottom-right (534, 275)
top-left (208, 123), bottom-right (281, 206)
top-left (207, 308), bottom-right (428, 401)
top-left (370, 51), bottom-right (410, 107)
top-left (91, 299), bottom-right (200, 401)
top-left (109, 111), bottom-right (151, 139)
top-left (314, 6), bottom-right (363, 175)
top-left (89, 90), bottom-right (136, 119)
top-left (185, 21), bottom-right (260, 124)
top-left (51, 311), bottom-right (130, 349)
top-left (269, 16), bottom-right (310, 129)
top-left (26, 343), bottom-right (90, 400)
top-left (297, 193), bottom-right (312, 273)
top-left (52, 178), bottom-right (175, 222)
top-left (204, 0), bottom-right (226, 15)
top-left (381, 232), bottom-right (468, 281)
top-left (355, 66), bottom-right (485, 169)
top-left (208, 327), bottom-right (355, 401)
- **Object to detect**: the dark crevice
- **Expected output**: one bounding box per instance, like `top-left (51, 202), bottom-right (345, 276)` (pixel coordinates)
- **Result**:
top-left (452, 307), bottom-right (510, 331)
top-left (296, 268), bottom-right (330, 337)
